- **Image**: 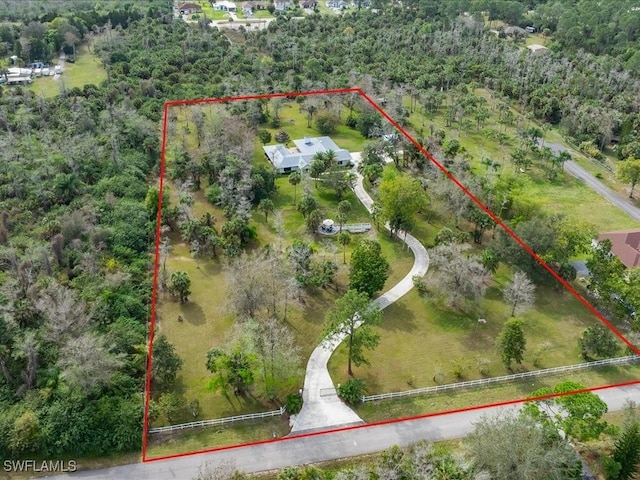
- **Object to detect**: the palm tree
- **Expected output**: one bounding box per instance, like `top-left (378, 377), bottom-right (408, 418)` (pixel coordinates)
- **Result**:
top-left (323, 149), bottom-right (337, 169)
top-left (336, 231), bottom-right (351, 264)
top-left (288, 171), bottom-right (301, 205)
top-left (258, 198), bottom-right (274, 222)
top-left (53, 173), bottom-right (81, 204)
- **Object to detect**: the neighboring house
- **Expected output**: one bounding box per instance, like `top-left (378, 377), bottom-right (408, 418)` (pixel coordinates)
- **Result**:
top-left (598, 229), bottom-right (640, 268)
top-left (213, 0), bottom-right (237, 11)
top-left (301, 0), bottom-right (317, 7)
top-left (504, 26), bottom-right (528, 37)
top-left (263, 136), bottom-right (351, 173)
top-left (327, 0), bottom-right (347, 8)
top-left (179, 2), bottom-right (203, 14)
top-left (527, 44), bottom-right (549, 55)
top-left (242, 1), bottom-right (254, 15)
top-left (274, 0), bottom-right (290, 10)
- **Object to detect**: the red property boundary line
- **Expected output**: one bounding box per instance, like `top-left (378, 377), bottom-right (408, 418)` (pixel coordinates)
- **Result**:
top-left (142, 87), bottom-right (640, 463)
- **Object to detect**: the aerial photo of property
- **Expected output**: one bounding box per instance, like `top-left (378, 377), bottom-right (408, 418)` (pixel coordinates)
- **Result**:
top-left (1, 1), bottom-right (640, 479)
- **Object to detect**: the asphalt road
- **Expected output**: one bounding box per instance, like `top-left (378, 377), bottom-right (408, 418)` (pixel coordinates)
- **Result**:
top-left (546, 142), bottom-right (640, 222)
top-left (49, 383), bottom-right (640, 480)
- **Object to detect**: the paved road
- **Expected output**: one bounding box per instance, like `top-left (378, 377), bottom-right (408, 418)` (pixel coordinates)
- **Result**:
top-left (546, 142), bottom-right (640, 223)
top-left (291, 153), bottom-right (430, 433)
top-left (50, 383), bottom-right (640, 480)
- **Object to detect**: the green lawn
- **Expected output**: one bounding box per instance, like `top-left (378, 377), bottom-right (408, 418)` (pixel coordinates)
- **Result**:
top-left (146, 416), bottom-right (290, 459)
top-left (404, 89), bottom-right (638, 232)
top-left (155, 103), bottom-right (412, 425)
top-left (264, 100), bottom-right (367, 152)
top-left (27, 44), bottom-right (106, 98)
top-left (328, 259), bottom-right (628, 394)
top-left (355, 363), bottom-right (640, 423)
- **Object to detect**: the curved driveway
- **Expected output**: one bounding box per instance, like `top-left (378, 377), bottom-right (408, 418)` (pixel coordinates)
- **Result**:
top-left (290, 153), bottom-right (430, 433)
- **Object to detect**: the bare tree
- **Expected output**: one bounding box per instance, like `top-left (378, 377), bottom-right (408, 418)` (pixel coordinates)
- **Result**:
top-left (503, 271), bottom-right (536, 317)
top-left (57, 332), bottom-right (124, 391)
top-left (427, 243), bottom-right (488, 311)
top-left (246, 318), bottom-right (302, 399)
top-left (35, 281), bottom-right (91, 346)
top-left (13, 330), bottom-right (39, 395)
top-left (465, 410), bottom-right (582, 480)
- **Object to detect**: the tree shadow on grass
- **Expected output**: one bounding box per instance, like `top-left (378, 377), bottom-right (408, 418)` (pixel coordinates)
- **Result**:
top-left (379, 301), bottom-right (417, 333)
top-left (179, 301), bottom-right (206, 326)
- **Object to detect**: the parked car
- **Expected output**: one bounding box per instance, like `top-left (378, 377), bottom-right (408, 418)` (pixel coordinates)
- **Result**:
top-left (54, 65), bottom-right (62, 75)
top-left (66, 57), bottom-right (75, 63)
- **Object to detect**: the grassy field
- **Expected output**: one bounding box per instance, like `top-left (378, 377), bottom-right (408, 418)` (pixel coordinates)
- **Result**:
top-left (155, 177), bottom-right (413, 424)
top-left (404, 89), bottom-right (638, 232)
top-left (328, 259), bottom-right (629, 394)
top-left (265, 100), bottom-right (367, 152)
top-left (146, 417), bottom-right (290, 459)
top-left (355, 363), bottom-right (640, 423)
top-left (27, 44), bottom-right (106, 98)
top-left (155, 101), bottom-right (413, 425)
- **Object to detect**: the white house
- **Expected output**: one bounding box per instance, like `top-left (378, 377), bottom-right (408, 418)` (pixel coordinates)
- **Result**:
top-left (274, 0), bottom-right (290, 10)
top-left (213, 1), bottom-right (237, 12)
top-left (263, 136), bottom-right (351, 173)
top-left (527, 44), bottom-right (549, 56)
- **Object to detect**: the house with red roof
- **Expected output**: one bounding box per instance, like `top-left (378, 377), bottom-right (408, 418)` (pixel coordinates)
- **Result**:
top-left (598, 229), bottom-right (640, 268)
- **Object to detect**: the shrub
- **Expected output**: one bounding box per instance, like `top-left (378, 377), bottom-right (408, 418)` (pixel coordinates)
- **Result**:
top-left (412, 275), bottom-right (428, 295)
top-left (337, 378), bottom-right (366, 405)
top-left (205, 184), bottom-right (222, 205)
top-left (275, 130), bottom-right (290, 144)
top-left (285, 393), bottom-right (303, 414)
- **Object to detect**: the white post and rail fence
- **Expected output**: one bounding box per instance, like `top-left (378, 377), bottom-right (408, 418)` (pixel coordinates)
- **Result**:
top-left (149, 355), bottom-right (639, 434)
top-left (148, 406), bottom-right (287, 434)
top-left (360, 354), bottom-right (640, 403)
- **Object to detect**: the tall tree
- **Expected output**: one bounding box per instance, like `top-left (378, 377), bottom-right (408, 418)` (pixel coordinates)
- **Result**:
top-left (618, 158), bottom-right (640, 198)
top-left (170, 271), bottom-right (191, 304)
top-left (337, 231), bottom-right (351, 264)
top-left (427, 243), bottom-right (488, 311)
top-left (604, 402), bottom-right (640, 480)
top-left (503, 271), bottom-right (536, 317)
top-left (322, 289), bottom-right (382, 376)
top-left (579, 324), bottom-right (621, 360)
top-left (258, 198), bottom-right (274, 222)
top-left (465, 410), bottom-right (582, 480)
top-left (151, 334), bottom-right (183, 391)
top-left (288, 171), bottom-right (301, 205)
top-left (246, 318), bottom-right (301, 400)
top-left (349, 239), bottom-right (389, 298)
top-left (378, 171), bottom-right (428, 237)
top-left (206, 346), bottom-right (256, 397)
top-left (498, 318), bottom-right (526, 369)
top-left (525, 381), bottom-right (609, 442)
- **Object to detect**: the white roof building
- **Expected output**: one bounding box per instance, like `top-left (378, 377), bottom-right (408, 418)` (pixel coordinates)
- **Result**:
top-left (527, 44), bottom-right (549, 55)
top-left (263, 136), bottom-right (351, 173)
